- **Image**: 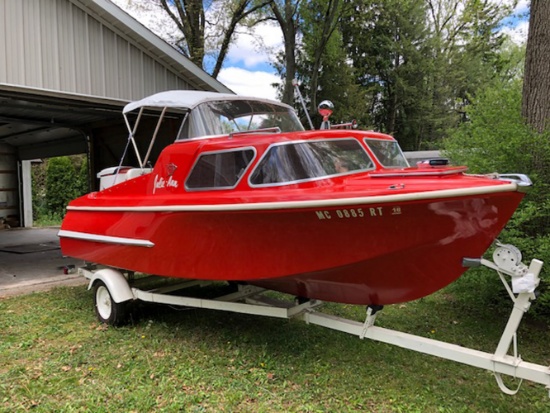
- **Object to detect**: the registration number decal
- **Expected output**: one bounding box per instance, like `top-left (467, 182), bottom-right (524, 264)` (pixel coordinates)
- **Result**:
top-left (315, 206), bottom-right (402, 220)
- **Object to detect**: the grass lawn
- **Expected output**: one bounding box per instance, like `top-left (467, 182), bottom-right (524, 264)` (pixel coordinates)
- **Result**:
top-left (1, 275), bottom-right (550, 412)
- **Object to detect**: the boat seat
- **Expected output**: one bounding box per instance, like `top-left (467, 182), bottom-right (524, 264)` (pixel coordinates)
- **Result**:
top-left (127, 168), bottom-right (153, 180)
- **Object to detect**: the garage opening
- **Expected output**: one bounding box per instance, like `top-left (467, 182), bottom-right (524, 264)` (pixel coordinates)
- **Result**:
top-left (0, 88), bottom-right (127, 227)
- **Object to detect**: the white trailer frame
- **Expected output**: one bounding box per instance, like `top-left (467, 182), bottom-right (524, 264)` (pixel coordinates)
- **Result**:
top-left (80, 244), bottom-right (550, 396)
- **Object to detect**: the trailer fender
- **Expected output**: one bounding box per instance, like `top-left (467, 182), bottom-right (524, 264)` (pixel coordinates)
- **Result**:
top-left (87, 268), bottom-right (134, 303)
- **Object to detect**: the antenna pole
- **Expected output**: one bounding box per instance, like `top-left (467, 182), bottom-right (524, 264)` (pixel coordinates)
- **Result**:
top-left (292, 79), bottom-right (315, 130)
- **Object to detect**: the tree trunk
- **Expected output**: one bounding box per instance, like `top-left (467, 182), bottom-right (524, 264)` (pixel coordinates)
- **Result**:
top-left (308, 0), bottom-right (340, 111)
top-left (271, 0), bottom-right (299, 105)
top-left (282, 26), bottom-right (297, 104)
top-left (211, 0), bottom-right (273, 79)
top-left (522, 0), bottom-right (550, 133)
top-left (160, 0), bottom-right (206, 69)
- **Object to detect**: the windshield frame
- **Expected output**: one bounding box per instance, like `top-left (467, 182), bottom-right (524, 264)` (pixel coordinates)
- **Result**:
top-left (180, 99), bottom-right (304, 140)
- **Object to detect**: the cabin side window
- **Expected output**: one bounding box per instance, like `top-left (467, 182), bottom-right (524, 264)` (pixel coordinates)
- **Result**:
top-left (250, 139), bottom-right (374, 186)
top-left (185, 149), bottom-right (255, 190)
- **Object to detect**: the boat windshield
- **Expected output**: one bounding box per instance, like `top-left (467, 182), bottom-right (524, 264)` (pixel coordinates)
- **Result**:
top-left (364, 139), bottom-right (409, 168)
top-left (181, 99), bottom-right (304, 139)
top-left (250, 139), bottom-right (374, 186)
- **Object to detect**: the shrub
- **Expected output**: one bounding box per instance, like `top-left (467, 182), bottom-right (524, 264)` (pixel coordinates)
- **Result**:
top-left (33, 155), bottom-right (89, 225)
top-left (45, 157), bottom-right (78, 218)
top-left (443, 79), bottom-right (550, 319)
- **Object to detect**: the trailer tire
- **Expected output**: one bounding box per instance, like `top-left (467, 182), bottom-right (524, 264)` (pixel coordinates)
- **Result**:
top-left (94, 280), bottom-right (129, 326)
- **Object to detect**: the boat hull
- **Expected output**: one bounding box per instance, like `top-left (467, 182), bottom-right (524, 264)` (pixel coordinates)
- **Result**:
top-left (60, 190), bottom-right (523, 305)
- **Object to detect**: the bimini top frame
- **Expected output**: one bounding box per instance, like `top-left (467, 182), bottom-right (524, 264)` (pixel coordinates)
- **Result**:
top-left (118, 90), bottom-right (297, 172)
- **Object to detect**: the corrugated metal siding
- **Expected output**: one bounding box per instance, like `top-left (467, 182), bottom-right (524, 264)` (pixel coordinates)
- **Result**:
top-left (4, 0), bottom-right (25, 85)
top-left (129, 44), bottom-right (144, 98)
top-left (23, 1), bottom-right (43, 87)
top-left (0, 0), bottom-right (192, 100)
top-left (40, 1), bottom-right (61, 89)
top-left (59, 0), bottom-right (78, 92)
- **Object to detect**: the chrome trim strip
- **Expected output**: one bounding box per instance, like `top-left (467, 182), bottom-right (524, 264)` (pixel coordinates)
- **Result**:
top-left (58, 230), bottom-right (154, 247)
top-left (66, 183), bottom-right (518, 213)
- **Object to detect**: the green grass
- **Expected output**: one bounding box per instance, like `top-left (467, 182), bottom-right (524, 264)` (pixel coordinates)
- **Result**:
top-left (1, 280), bottom-right (550, 412)
top-left (32, 212), bottom-right (63, 228)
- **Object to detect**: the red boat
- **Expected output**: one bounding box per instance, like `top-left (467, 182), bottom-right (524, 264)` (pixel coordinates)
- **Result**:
top-left (59, 91), bottom-right (531, 305)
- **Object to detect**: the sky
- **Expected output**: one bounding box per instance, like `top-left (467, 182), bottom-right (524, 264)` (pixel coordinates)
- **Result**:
top-left (111, 0), bottom-right (530, 102)
top-left (500, 0), bottom-right (530, 44)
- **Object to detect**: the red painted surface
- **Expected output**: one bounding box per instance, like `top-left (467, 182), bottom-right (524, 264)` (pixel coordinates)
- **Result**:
top-left (60, 130), bottom-right (525, 305)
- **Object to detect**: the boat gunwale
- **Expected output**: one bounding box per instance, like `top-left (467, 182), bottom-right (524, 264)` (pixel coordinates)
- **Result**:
top-left (66, 182), bottom-right (519, 213)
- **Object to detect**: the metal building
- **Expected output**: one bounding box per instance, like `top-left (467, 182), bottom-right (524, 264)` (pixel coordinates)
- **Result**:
top-left (0, 0), bottom-right (232, 227)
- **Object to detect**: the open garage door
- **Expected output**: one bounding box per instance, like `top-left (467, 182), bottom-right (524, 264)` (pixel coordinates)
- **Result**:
top-left (0, 85), bottom-right (128, 227)
top-left (0, 86), bottom-right (125, 159)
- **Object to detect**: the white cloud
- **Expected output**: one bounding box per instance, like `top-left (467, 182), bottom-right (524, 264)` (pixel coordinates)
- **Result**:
top-left (225, 22), bottom-right (284, 69)
top-left (502, 19), bottom-right (529, 45)
top-left (495, 0), bottom-right (529, 13)
top-left (514, 0), bottom-right (529, 14)
top-left (498, 0), bottom-right (530, 45)
top-left (217, 67), bottom-right (280, 100)
top-left (217, 22), bottom-right (283, 100)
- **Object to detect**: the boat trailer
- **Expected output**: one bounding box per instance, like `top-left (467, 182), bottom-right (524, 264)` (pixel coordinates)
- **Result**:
top-left (80, 243), bottom-right (549, 396)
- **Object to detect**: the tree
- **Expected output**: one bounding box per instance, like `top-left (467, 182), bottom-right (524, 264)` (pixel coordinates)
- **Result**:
top-left (522, 0), bottom-right (550, 133)
top-left (114, 0), bottom-right (272, 78)
top-left (341, 0), bottom-right (433, 149)
top-left (159, 0), bottom-right (272, 77)
top-left (421, 0), bottom-right (514, 148)
top-left (299, 0), bottom-right (342, 111)
top-left (160, 0), bottom-right (206, 68)
top-left (337, 0), bottom-right (515, 150)
top-left (296, 0), bottom-right (367, 126)
top-left (268, 0), bottom-right (302, 104)
top-left (443, 75), bottom-right (550, 319)
top-left (208, 0), bottom-right (273, 78)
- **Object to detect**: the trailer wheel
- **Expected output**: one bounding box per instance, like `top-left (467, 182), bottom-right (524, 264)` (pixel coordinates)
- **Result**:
top-left (94, 280), bottom-right (129, 326)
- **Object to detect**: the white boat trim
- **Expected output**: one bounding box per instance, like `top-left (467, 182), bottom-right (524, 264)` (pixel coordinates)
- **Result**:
top-left (58, 230), bottom-right (154, 247)
top-left (65, 183), bottom-right (519, 213)
top-left (369, 168), bottom-right (468, 177)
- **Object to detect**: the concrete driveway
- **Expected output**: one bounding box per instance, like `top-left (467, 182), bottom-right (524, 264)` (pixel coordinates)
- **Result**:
top-left (0, 227), bottom-right (86, 298)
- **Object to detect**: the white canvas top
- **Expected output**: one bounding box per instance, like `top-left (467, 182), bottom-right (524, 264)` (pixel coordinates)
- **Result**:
top-left (123, 90), bottom-right (291, 114)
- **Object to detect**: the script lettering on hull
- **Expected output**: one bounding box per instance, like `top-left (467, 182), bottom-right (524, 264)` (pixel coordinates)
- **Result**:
top-left (153, 174), bottom-right (179, 194)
